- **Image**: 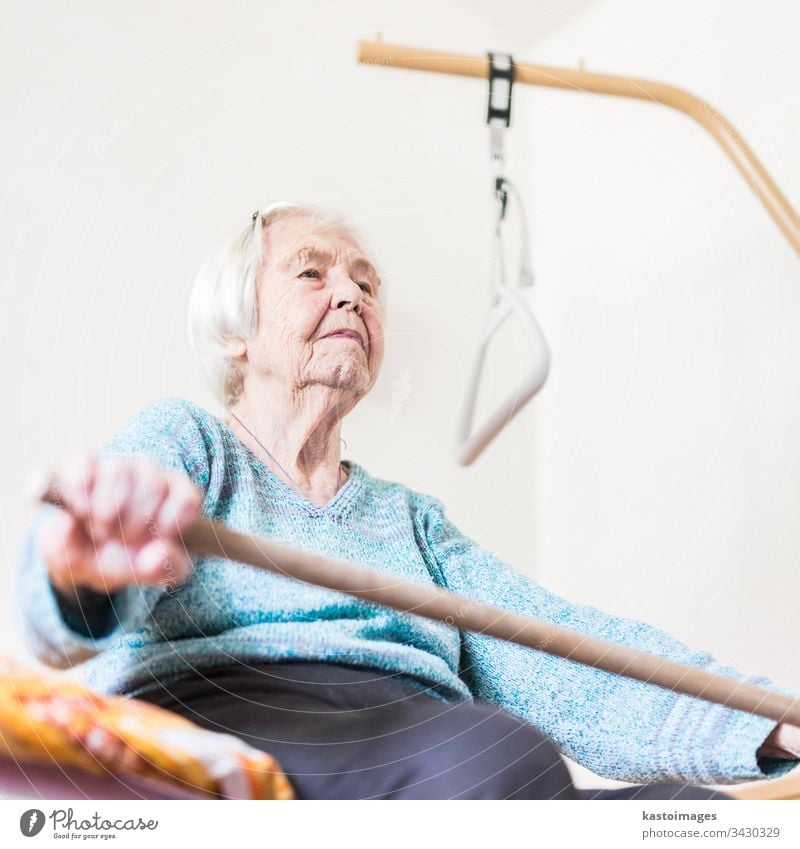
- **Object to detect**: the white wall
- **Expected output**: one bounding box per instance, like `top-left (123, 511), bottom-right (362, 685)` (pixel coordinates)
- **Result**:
top-left (1, 0), bottom-right (798, 791)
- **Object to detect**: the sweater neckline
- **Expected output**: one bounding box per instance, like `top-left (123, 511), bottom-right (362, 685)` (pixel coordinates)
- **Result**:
top-left (215, 415), bottom-right (364, 516)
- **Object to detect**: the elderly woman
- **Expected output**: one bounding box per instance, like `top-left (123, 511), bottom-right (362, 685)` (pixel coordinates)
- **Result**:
top-left (16, 202), bottom-right (800, 800)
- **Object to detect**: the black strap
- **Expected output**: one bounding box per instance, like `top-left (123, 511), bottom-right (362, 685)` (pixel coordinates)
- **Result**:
top-left (486, 52), bottom-right (516, 128)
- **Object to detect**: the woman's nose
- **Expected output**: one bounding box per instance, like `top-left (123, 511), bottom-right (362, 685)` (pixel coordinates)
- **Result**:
top-left (329, 272), bottom-right (364, 311)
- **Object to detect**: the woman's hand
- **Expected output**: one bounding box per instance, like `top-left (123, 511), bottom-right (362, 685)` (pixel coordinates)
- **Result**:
top-left (757, 722), bottom-right (800, 759)
top-left (38, 452), bottom-right (203, 598)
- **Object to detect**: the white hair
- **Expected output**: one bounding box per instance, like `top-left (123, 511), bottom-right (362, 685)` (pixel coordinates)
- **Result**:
top-left (187, 201), bottom-right (371, 408)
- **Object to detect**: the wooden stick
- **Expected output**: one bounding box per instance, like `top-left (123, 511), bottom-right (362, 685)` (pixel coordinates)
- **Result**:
top-left (36, 478), bottom-right (800, 727)
top-left (356, 39), bottom-right (800, 257)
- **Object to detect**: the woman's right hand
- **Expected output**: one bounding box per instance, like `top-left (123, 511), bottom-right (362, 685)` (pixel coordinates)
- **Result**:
top-left (38, 453), bottom-right (204, 598)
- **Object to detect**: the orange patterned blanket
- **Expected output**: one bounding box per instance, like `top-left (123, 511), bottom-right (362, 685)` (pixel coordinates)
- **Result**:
top-left (0, 657), bottom-right (294, 800)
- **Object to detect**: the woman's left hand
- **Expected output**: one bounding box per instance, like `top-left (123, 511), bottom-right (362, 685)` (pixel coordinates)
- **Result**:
top-left (758, 722), bottom-right (800, 759)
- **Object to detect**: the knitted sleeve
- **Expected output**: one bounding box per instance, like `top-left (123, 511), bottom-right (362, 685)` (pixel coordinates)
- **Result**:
top-left (420, 496), bottom-right (799, 785)
top-left (14, 398), bottom-right (212, 670)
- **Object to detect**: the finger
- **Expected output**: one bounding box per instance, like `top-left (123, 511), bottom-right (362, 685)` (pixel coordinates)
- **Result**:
top-left (118, 458), bottom-right (169, 545)
top-left (758, 745), bottom-right (785, 758)
top-left (39, 508), bottom-right (94, 590)
top-left (133, 538), bottom-right (192, 590)
top-left (88, 458), bottom-right (132, 542)
top-left (155, 477), bottom-right (203, 538)
top-left (58, 451), bottom-right (97, 520)
top-left (93, 538), bottom-right (139, 592)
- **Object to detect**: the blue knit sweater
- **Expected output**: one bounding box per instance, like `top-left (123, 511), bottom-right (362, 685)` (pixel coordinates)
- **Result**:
top-left (15, 397), bottom-right (800, 785)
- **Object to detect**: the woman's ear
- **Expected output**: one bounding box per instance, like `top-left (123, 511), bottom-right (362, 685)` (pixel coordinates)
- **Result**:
top-left (223, 337), bottom-right (247, 359)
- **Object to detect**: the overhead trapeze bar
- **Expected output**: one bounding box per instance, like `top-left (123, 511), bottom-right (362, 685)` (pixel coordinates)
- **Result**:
top-left (357, 39), bottom-right (800, 256)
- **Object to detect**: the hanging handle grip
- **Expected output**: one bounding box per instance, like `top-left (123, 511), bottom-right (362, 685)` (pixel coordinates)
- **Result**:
top-left (455, 285), bottom-right (551, 466)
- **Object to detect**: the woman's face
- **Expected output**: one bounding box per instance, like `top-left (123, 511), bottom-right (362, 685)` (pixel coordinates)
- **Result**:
top-left (242, 214), bottom-right (385, 400)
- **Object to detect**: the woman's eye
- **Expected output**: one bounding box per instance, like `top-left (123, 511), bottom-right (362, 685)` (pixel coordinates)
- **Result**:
top-left (299, 268), bottom-right (320, 279)
top-left (358, 282), bottom-right (373, 295)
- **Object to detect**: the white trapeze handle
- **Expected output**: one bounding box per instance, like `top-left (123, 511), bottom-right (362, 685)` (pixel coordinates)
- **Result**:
top-left (455, 283), bottom-right (550, 465)
top-left (455, 58), bottom-right (551, 465)
top-left (455, 164), bottom-right (551, 465)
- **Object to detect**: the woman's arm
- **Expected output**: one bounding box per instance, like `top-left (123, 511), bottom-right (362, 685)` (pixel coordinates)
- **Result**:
top-left (418, 496), bottom-right (800, 785)
top-left (14, 398), bottom-right (211, 669)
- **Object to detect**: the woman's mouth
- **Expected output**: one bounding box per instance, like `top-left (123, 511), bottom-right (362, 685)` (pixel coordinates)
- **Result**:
top-left (323, 330), bottom-right (365, 348)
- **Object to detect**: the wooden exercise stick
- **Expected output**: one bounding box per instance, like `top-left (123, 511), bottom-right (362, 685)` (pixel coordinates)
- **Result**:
top-left (34, 474), bottom-right (800, 728)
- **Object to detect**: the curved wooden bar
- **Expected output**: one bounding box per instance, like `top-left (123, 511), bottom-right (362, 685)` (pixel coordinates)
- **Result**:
top-left (357, 40), bottom-right (800, 256)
